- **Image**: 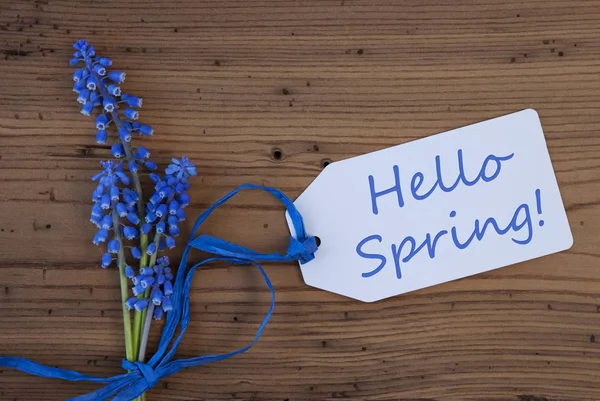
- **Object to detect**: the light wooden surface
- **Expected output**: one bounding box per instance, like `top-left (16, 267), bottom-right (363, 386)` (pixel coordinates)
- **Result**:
top-left (1, 1), bottom-right (600, 400)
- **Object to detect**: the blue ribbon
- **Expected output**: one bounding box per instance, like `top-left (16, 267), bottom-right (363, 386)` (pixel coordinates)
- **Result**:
top-left (0, 184), bottom-right (318, 401)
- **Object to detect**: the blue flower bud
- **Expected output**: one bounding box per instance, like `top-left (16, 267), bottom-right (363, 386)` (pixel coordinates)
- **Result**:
top-left (100, 215), bottom-right (113, 229)
top-left (165, 236), bottom-right (176, 249)
top-left (149, 193), bottom-right (162, 205)
top-left (145, 211), bottom-right (157, 224)
top-left (149, 173), bottom-right (160, 183)
top-left (163, 280), bottom-right (173, 296)
top-left (123, 226), bottom-right (139, 240)
top-left (155, 204), bottom-right (167, 217)
top-left (107, 84), bottom-right (121, 96)
top-left (124, 108), bottom-right (139, 120)
top-left (158, 186), bottom-right (172, 199)
top-left (90, 92), bottom-right (102, 107)
top-left (126, 212), bottom-right (140, 225)
top-left (167, 215), bottom-right (178, 227)
top-left (146, 202), bottom-right (156, 213)
top-left (74, 40), bottom-right (87, 50)
top-left (93, 228), bottom-right (109, 244)
top-left (73, 69), bottom-right (83, 82)
top-left (73, 80), bottom-right (86, 93)
top-left (96, 129), bottom-right (108, 144)
top-left (92, 202), bottom-right (103, 217)
top-left (146, 243), bottom-right (157, 255)
top-left (90, 214), bottom-right (101, 227)
top-left (155, 181), bottom-right (167, 190)
top-left (162, 297), bottom-right (173, 312)
top-left (168, 225), bottom-right (180, 236)
top-left (101, 253), bottom-right (112, 268)
top-left (151, 288), bottom-right (163, 305)
top-left (179, 192), bottom-right (190, 207)
top-left (108, 71), bottom-right (126, 83)
top-left (125, 297), bottom-right (137, 310)
top-left (124, 95), bottom-right (143, 107)
top-left (86, 76), bottom-right (97, 91)
top-left (144, 160), bottom-right (157, 171)
top-left (103, 96), bottom-right (116, 112)
top-left (125, 265), bottom-right (135, 278)
top-left (165, 273), bottom-right (174, 281)
top-left (110, 186), bottom-right (119, 200)
top-left (100, 194), bottom-right (111, 209)
top-left (92, 64), bottom-right (106, 75)
top-left (156, 274), bottom-right (165, 284)
top-left (140, 267), bottom-right (154, 275)
top-left (128, 160), bottom-right (138, 173)
top-left (158, 239), bottom-right (166, 251)
top-left (80, 101), bottom-right (94, 116)
top-left (128, 189), bottom-right (139, 201)
top-left (132, 284), bottom-right (145, 296)
top-left (153, 307), bottom-right (164, 320)
top-left (140, 276), bottom-right (155, 289)
top-left (177, 208), bottom-right (186, 221)
top-left (107, 239), bottom-right (120, 253)
top-left (175, 182), bottom-right (186, 193)
top-left (98, 57), bottom-right (112, 66)
top-left (138, 124), bottom-right (153, 136)
top-left (166, 176), bottom-right (177, 186)
top-left (77, 89), bottom-right (90, 104)
top-left (168, 200), bottom-right (179, 215)
top-left (116, 202), bottom-right (127, 217)
top-left (69, 57), bottom-right (79, 66)
top-left (141, 223), bottom-right (152, 234)
top-left (156, 221), bottom-right (165, 234)
top-left (132, 275), bottom-right (140, 286)
top-left (136, 146), bottom-right (150, 159)
top-left (117, 171), bottom-right (130, 186)
top-left (111, 143), bottom-right (125, 158)
top-left (134, 299), bottom-right (148, 312)
top-left (131, 247), bottom-right (142, 259)
top-left (95, 114), bottom-right (108, 130)
top-left (119, 126), bottom-right (131, 142)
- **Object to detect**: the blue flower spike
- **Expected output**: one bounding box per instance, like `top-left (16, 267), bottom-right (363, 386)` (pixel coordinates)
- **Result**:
top-left (72, 41), bottom-right (199, 328)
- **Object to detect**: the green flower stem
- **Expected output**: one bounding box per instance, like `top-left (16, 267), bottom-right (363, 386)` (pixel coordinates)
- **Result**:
top-left (110, 206), bottom-right (134, 362)
top-left (138, 302), bottom-right (155, 362)
top-left (132, 234), bottom-right (149, 355)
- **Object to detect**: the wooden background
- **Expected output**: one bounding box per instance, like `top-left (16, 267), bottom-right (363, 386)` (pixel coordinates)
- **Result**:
top-left (1, 0), bottom-right (599, 400)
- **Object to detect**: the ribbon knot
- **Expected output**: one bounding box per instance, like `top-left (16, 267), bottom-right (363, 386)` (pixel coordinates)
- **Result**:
top-left (135, 362), bottom-right (159, 388)
top-left (287, 236), bottom-right (318, 264)
top-left (121, 360), bottom-right (160, 389)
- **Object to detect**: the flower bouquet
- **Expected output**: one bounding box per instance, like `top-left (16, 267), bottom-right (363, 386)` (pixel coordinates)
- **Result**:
top-left (0, 40), bottom-right (318, 401)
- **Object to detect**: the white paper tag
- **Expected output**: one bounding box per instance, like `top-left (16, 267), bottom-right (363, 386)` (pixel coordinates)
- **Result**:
top-left (286, 109), bottom-right (573, 302)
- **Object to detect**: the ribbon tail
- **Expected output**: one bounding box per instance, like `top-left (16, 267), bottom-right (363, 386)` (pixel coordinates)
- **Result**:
top-left (0, 356), bottom-right (112, 383)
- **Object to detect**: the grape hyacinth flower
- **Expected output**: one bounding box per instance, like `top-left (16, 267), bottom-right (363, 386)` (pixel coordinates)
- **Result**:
top-left (125, 257), bottom-right (174, 317)
top-left (90, 161), bottom-right (131, 269)
top-left (71, 40), bottom-right (198, 385)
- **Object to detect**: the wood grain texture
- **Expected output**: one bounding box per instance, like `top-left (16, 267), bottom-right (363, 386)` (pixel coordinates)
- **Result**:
top-left (1, 0), bottom-right (599, 400)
